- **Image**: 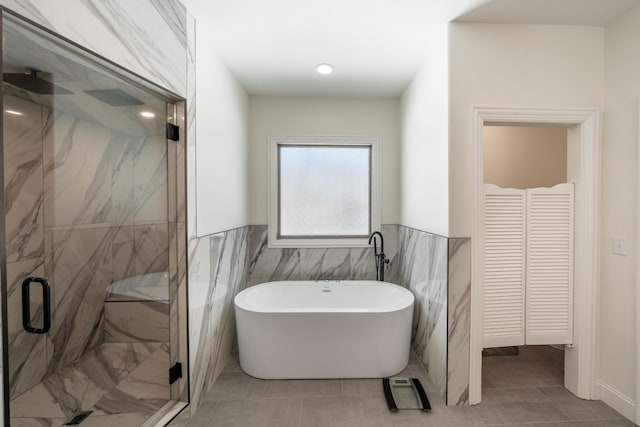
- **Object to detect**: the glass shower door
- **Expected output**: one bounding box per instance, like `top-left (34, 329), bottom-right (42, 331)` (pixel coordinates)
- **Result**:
top-left (1, 11), bottom-right (187, 426)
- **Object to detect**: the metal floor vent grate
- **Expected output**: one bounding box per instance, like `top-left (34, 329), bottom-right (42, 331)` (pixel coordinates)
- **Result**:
top-left (63, 410), bottom-right (93, 425)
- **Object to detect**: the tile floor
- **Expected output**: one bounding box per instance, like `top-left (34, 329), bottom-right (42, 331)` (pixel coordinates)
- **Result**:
top-left (9, 342), bottom-right (171, 427)
top-left (177, 346), bottom-right (634, 427)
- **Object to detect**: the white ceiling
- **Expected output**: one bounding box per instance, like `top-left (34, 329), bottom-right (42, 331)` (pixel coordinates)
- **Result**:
top-left (185, 0), bottom-right (639, 97)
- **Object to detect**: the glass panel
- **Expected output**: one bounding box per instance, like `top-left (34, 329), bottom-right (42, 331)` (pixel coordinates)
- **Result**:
top-left (1, 13), bottom-right (185, 424)
top-left (279, 145), bottom-right (370, 237)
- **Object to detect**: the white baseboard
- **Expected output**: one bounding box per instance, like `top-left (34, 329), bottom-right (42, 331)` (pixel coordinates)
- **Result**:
top-left (596, 381), bottom-right (636, 423)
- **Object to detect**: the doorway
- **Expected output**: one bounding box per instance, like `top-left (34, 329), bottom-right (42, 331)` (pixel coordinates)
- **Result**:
top-left (469, 107), bottom-right (600, 405)
top-left (481, 124), bottom-right (571, 398)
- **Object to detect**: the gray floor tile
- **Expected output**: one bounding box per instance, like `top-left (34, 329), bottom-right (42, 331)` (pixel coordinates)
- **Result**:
top-left (210, 398), bottom-right (301, 427)
top-left (472, 401), bottom-right (569, 425)
top-left (341, 378), bottom-right (381, 396)
top-left (182, 344), bottom-right (633, 427)
top-left (520, 421), bottom-right (636, 427)
top-left (300, 395), bottom-right (391, 427)
top-left (202, 371), bottom-right (266, 401)
top-left (481, 387), bottom-right (549, 404)
top-left (222, 356), bottom-right (242, 373)
top-left (552, 399), bottom-right (627, 421)
top-left (538, 385), bottom-right (625, 420)
top-left (260, 379), bottom-right (342, 399)
top-left (184, 401), bottom-right (216, 426)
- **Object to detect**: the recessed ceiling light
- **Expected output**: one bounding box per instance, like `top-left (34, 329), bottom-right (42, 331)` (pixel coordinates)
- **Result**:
top-left (316, 63), bottom-right (333, 75)
top-left (140, 111), bottom-right (155, 118)
top-left (5, 109), bottom-right (23, 116)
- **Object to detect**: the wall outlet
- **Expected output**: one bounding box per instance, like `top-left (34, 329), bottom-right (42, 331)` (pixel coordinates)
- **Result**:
top-left (612, 237), bottom-right (628, 256)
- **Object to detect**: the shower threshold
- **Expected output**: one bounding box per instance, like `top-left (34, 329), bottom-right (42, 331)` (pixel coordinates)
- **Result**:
top-left (9, 342), bottom-right (171, 426)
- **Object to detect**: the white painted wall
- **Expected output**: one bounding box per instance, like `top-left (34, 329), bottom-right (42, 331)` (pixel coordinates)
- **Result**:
top-left (600, 3), bottom-right (640, 416)
top-left (194, 27), bottom-right (250, 236)
top-left (483, 126), bottom-right (567, 189)
top-left (248, 96), bottom-right (400, 225)
top-left (449, 23), bottom-right (604, 237)
top-left (400, 25), bottom-right (449, 236)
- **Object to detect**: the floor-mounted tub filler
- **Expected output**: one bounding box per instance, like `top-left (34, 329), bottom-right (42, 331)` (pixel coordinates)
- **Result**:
top-left (234, 280), bottom-right (415, 379)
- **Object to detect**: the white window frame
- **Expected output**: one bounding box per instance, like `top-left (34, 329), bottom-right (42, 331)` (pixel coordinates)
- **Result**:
top-left (268, 136), bottom-right (381, 248)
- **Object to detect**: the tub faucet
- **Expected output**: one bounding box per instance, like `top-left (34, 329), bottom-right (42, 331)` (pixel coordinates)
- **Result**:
top-left (368, 231), bottom-right (389, 281)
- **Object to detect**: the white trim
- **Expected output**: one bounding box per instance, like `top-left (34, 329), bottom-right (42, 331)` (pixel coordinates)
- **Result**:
top-left (268, 136), bottom-right (381, 248)
top-left (636, 97), bottom-right (640, 425)
top-left (470, 106), bottom-right (600, 405)
top-left (597, 381), bottom-right (636, 422)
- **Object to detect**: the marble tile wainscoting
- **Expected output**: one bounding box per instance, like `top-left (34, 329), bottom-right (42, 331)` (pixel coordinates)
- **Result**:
top-left (187, 228), bottom-right (250, 413)
top-left (246, 225), bottom-right (400, 286)
top-left (185, 224), bottom-right (473, 418)
top-left (186, 225), bottom-right (401, 414)
top-left (397, 227), bottom-right (449, 401)
top-left (396, 227), bottom-right (472, 406)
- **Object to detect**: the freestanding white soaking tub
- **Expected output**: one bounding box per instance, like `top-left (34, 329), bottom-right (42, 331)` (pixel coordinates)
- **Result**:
top-left (234, 280), bottom-right (415, 379)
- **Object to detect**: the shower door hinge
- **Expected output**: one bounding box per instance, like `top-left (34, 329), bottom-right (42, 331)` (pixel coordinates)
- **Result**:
top-left (166, 123), bottom-right (180, 141)
top-left (169, 362), bottom-right (183, 384)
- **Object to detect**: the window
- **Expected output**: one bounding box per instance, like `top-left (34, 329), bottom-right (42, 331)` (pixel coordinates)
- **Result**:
top-left (269, 137), bottom-right (380, 247)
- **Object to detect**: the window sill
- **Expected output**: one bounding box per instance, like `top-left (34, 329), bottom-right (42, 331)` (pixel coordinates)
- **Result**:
top-left (268, 236), bottom-right (373, 249)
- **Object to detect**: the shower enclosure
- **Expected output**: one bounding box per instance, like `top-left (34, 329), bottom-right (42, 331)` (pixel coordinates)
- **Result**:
top-left (0, 10), bottom-right (188, 426)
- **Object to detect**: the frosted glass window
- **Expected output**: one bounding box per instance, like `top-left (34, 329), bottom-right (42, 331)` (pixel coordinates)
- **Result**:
top-left (278, 145), bottom-right (371, 238)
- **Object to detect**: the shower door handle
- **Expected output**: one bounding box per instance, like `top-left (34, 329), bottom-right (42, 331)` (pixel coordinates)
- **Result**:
top-left (22, 277), bottom-right (51, 334)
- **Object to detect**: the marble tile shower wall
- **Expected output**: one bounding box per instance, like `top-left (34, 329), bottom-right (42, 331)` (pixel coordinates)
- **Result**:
top-left (0, 0), bottom-right (188, 97)
top-left (0, 0), bottom-right (190, 418)
top-left (3, 94), bottom-right (169, 399)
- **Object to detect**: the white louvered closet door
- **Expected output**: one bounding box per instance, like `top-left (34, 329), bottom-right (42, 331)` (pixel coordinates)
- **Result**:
top-left (525, 184), bottom-right (574, 345)
top-left (482, 184), bottom-right (526, 348)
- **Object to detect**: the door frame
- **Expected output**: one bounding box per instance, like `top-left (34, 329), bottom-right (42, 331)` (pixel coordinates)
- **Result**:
top-left (470, 106), bottom-right (600, 404)
top-left (636, 97), bottom-right (640, 425)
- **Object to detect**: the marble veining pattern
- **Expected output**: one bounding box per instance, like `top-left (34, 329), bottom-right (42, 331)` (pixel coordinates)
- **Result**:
top-left (10, 342), bottom-right (166, 424)
top-left (3, 95), bottom-right (45, 263)
top-left (45, 227), bottom-right (113, 374)
top-left (6, 258), bottom-right (49, 398)
top-left (1, 0), bottom-right (189, 422)
top-left (5, 94), bottom-right (176, 407)
top-left (184, 222), bottom-right (472, 419)
top-left (43, 113), bottom-right (113, 227)
top-left (188, 227), bottom-right (249, 412)
top-left (245, 225), bottom-right (399, 287)
top-left (187, 224), bottom-right (403, 418)
top-left (0, 0), bottom-right (188, 96)
top-left (134, 224), bottom-right (169, 275)
top-left (105, 301), bottom-right (169, 343)
top-left (245, 226), bottom-right (300, 287)
top-left (447, 238), bottom-right (471, 406)
top-left (398, 226), bottom-right (449, 401)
